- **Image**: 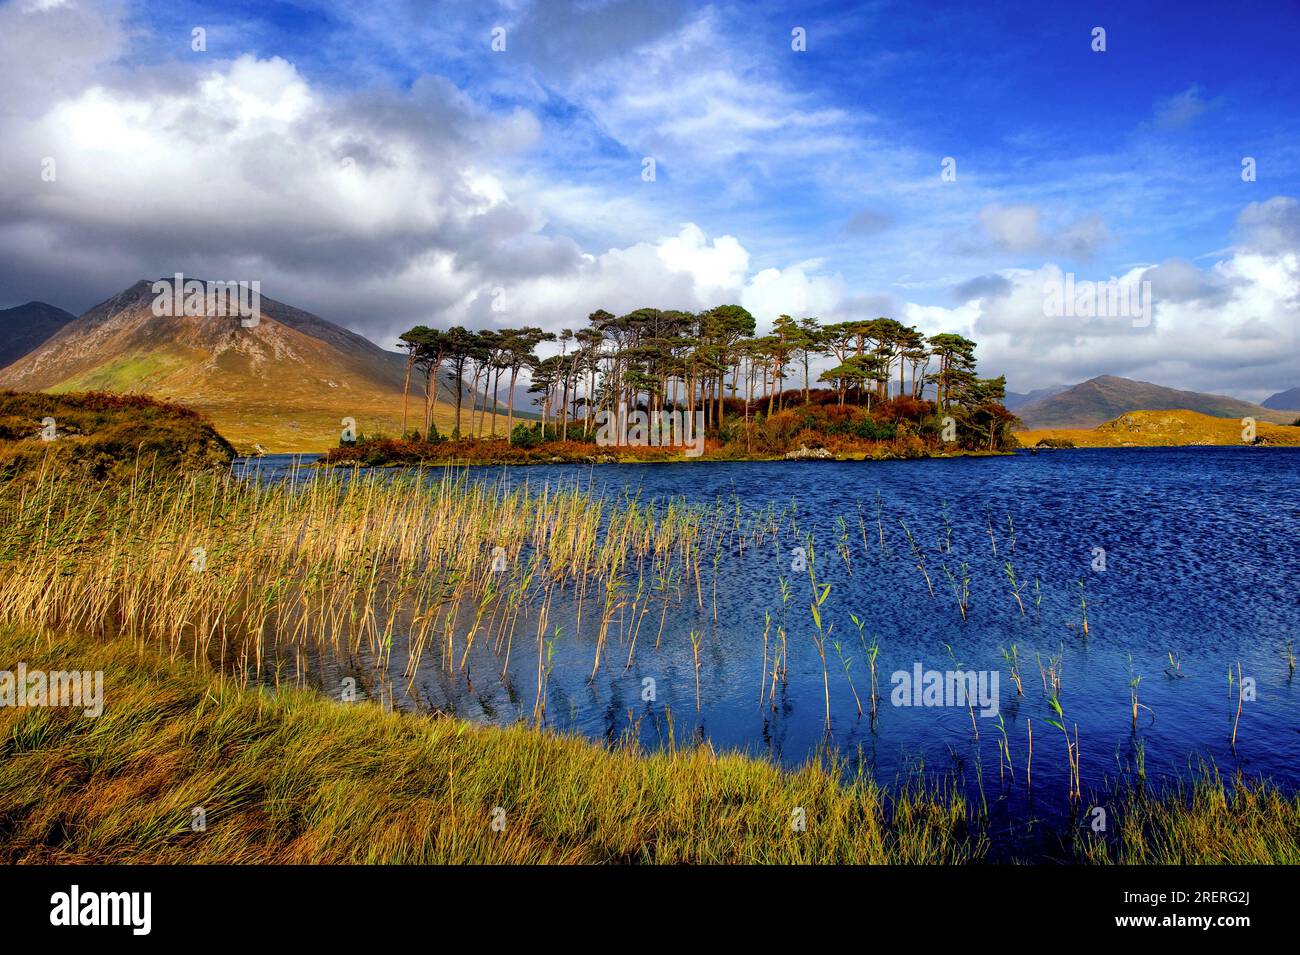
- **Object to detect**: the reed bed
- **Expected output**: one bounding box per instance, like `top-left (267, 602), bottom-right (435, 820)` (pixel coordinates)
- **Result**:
top-left (0, 463), bottom-right (745, 695)
top-left (3, 459), bottom-right (1291, 860)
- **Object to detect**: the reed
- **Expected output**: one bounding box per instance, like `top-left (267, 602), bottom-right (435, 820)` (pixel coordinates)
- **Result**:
top-left (835, 515), bottom-right (852, 575)
top-left (1231, 660), bottom-right (1244, 750)
top-left (1003, 561), bottom-right (1025, 615)
top-left (898, 519), bottom-right (933, 596)
top-left (850, 614), bottom-right (880, 722)
top-left (1078, 579), bottom-right (1089, 637)
top-left (1027, 717), bottom-right (1033, 790)
top-left (1044, 695), bottom-right (1081, 800)
top-left (689, 630), bottom-right (703, 715)
top-left (832, 639), bottom-right (863, 718)
top-left (874, 489), bottom-right (888, 555)
top-left (1002, 644), bottom-right (1023, 696)
top-left (941, 643), bottom-right (978, 740)
top-left (1130, 673), bottom-right (1142, 731)
top-left (1165, 650), bottom-right (1184, 678)
top-left (994, 713), bottom-right (1012, 784)
top-left (805, 539), bottom-right (834, 733)
top-left (0, 462), bottom-right (733, 710)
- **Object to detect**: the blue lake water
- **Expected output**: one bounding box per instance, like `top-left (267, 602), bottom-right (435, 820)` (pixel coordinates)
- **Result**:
top-left (238, 448), bottom-right (1300, 851)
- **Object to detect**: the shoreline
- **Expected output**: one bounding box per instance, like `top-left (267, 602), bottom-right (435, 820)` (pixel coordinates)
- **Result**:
top-left (232, 443), bottom-right (1300, 463)
top-left (2, 626), bottom-right (1294, 864)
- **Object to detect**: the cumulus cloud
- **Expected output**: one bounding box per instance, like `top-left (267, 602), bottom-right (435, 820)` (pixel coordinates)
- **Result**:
top-left (1237, 196), bottom-right (1300, 255)
top-left (0, 0), bottom-right (854, 348)
top-left (0, 9), bottom-right (550, 331)
top-left (0, 0), bottom-right (1296, 406)
top-left (1140, 258), bottom-right (1233, 306)
top-left (952, 273), bottom-right (1012, 303)
top-left (918, 240), bottom-right (1299, 400)
top-left (977, 205), bottom-right (1110, 260)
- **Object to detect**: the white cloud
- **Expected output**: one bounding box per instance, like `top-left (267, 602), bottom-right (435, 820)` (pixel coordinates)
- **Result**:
top-left (978, 204), bottom-right (1110, 260)
top-left (655, 224), bottom-right (749, 296)
top-left (908, 245), bottom-right (1299, 399)
top-left (1, 0), bottom-right (1297, 407)
top-left (1152, 84), bottom-right (1215, 130)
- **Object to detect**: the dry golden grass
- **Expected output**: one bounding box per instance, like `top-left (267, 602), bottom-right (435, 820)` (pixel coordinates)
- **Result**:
top-left (2, 627), bottom-right (1295, 864)
top-left (1019, 409), bottom-right (1300, 448)
top-left (0, 627), bottom-right (981, 864)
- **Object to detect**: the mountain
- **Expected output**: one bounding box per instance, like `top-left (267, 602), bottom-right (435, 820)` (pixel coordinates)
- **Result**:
top-left (1004, 385), bottom-right (1067, 411)
top-left (1261, 387), bottom-right (1300, 412)
top-left (1014, 375), bottom-right (1296, 429)
top-left (0, 280), bottom-right (500, 451)
top-left (0, 301), bottom-right (77, 368)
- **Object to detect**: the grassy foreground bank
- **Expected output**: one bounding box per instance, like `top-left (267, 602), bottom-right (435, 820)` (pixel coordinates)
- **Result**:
top-left (2, 627), bottom-right (1296, 864)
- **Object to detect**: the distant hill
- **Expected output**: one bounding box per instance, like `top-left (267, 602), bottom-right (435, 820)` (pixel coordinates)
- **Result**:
top-left (1261, 387), bottom-right (1300, 412)
top-left (0, 280), bottom-right (504, 451)
top-left (0, 301), bottom-right (77, 368)
top-left (1004, 385), bottom-right (1067, 411)
top-left (1015, 375), bottom-right (1295, 429)
top-left (1018, 409), bottom-right (1300, 448)
top-left (0, 389), bottom-right (235, 481)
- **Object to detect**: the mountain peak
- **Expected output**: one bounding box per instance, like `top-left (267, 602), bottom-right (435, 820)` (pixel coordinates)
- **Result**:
top-left (1017, 375), bottom-right (1295, 429)
top-left (1261, 386), bottom-right (1300, 412)
top-left (0, 280), bottom-right (412, 451)
top-left (0, 300), bottom-right (78, 370)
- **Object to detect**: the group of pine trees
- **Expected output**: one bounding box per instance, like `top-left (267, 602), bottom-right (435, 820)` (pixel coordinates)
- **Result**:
top-left (396, 306), bottom-right (1016, 450)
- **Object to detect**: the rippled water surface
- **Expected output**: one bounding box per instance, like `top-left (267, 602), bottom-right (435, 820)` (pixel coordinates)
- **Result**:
top-left (239, 448), bottom-right (1300, 842)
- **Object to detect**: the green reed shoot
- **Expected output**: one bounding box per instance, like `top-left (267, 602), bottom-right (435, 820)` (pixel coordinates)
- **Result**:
top-left (898, 518), bottom-right (933, 596)
top-left (832, 639), bottom-right (863, 718)
top-left (1004, 562), bottom-right (1025, 616)
top-left (1045, 695), bottom-right (1081, 800)
top-left (689, 629), bottom-right (702, 715)
top-left (1001, 644), bottom-right (1023, 696)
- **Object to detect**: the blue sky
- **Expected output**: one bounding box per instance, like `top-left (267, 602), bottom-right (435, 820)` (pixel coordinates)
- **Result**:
top-left (2, 0), bottom-right (1298, 397)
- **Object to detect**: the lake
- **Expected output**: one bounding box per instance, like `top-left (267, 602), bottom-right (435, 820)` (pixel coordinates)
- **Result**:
top-left (237, 447), bottom-right (1300, 852)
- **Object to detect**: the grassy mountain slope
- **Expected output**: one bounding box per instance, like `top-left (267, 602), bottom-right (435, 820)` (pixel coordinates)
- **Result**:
top-left (0, 281), bottom-right (504, 451)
